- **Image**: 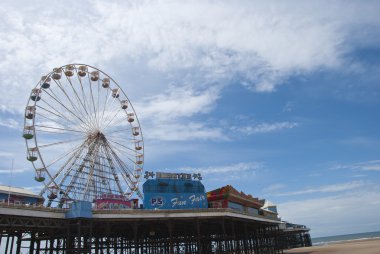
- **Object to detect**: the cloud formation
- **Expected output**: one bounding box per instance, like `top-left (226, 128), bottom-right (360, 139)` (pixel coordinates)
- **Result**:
top-left (332, 160), bottom-right (380, 172)
top-left (179, 162), bottom-right (263, 176)
top-left (0, 118), bottom-right (19, 129)
top-left (1, 0), bottom-right (379, 114)
top-left (0, 0), bottom-right (379, 145)
top-left (262, 183), bottom-right (286, 193)
top-left (273, 181), bottom-right (365, 196)
top-left (278, 186), bottom-right (380, 236)
top-left (232, 121), bottom-right (298, 135)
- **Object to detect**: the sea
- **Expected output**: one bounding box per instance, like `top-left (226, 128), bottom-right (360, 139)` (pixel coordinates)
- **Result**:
top-left (312, 231), bottom-right (380, 246)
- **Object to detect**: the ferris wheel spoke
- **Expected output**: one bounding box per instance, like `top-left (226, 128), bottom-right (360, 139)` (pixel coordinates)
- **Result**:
top-left (37, 102), bottom-right (84, 131)
top-left (64, 74), bottom-right (90, 117)
top-left (43, 89), bottom-right (88, 128)
top-left (105, 127), bottom-right (133, 135)
top-left (97, 80), bottom-right (101, 131)
top-left (74, 67), bottom-right (90, 111)
top-left (86, 75), bottom-right (99, 129)
top-left (34, 124), bottom-right (85, 134)
top-left (74, 68), bottom-right (98, 131)
top-left (34, 130), bottom-right (82, 135)
top-left (60, 137), bottom-right (104, 199)
top-left (101, 146), bottom-right (125, 194)
top-left (107, 134), bottom-right (138, 143)
top-left (106, 145), bottom-right (137, 161)
top-left (52, 78), bottom-right (88, 123)
top-left (101, 95), bottom-right (121, 128)
top-left (54, 154), bottom-right (88, 195)
top-left (122, 171), bottom-right (139, 193)
top-left (35, 111), bottom-right (85, 134)
top-left (38, 138), bottom-right (82, 149)
top-left (107, 115), bottom-right (130, 129)
top-left (105, 143), bottom-right (136, 175)
top-left (85, 141), bottom-right (105, 197)
top-left (107, 139), bottom-right (139, 156)
top-left (42, 148), bottom-right (87, 192)
top-left (39, 142), bottom-right (87, 197)
top-left (102, 108), bottom-right (124, 131)
top-left (100, 88), bottom-right (112, 127)
top-left (46, 143), bottom-right (87, 170)
top-left (103, 117), bottom-right (130, 133)
top-left (45, 87), bottom-right (85, 123)
top-left (104, 142), bottom-right (134, 173)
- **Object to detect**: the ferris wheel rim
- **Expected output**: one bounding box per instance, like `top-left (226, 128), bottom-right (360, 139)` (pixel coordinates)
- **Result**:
top-left (23, 63), bottom-right (144, 206)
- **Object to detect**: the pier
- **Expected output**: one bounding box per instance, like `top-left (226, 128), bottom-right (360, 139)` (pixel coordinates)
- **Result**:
top-left (0, 203), bottom-right (291, 253)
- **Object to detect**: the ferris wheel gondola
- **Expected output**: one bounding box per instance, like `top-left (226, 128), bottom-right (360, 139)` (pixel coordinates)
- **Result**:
top-left (23, 64), bottom-right (144, 207)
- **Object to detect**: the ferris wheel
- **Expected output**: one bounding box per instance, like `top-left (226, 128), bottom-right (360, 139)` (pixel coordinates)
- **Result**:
top-left (23, 64), bottom-right (144, 207)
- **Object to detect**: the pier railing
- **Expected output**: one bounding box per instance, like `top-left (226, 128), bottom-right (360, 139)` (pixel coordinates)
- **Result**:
top-left (0, 201), bottom-right (281, 222)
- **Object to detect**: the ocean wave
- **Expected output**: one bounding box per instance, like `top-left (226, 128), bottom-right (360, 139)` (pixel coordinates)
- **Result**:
top-left (313, 236), bottom-right (380, 246)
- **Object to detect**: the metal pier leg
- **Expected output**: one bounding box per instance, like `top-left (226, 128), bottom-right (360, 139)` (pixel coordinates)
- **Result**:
top-left (196, 220), bottom-right (202, 254)
top-left (168, 221), bottom-right (174, 254)
top-left (5, 234), bottom-right (10, 254)
top-left (95, 236), bottom-right (100, 254)
top-left (16, 232), bottom-right (22, 254)
top-left (29, 232), bottom-right (35, 254)
top-left (36, 238), bottom-right (41, 253)
top-left (133, 223), bottom-right (138, 254)
top-left (230, 220), bottom-right (238, 254)
top-left (9, 234), bottom-right (16, 254)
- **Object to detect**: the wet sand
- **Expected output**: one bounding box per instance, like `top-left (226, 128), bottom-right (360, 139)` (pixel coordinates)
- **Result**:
top-left (284, 238), bottom-right (380, 254)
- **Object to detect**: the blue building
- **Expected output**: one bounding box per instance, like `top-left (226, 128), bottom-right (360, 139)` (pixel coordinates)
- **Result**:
top-left (143, 172), bottom-right (208, 210)
top-left (65, 201), bottom-right (92, 218)
top-left (0, 185), bottom-right (44, 206)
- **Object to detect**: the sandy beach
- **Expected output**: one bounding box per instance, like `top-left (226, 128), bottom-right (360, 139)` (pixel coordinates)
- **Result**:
top-left (284, 238), bottom-right (380, 254)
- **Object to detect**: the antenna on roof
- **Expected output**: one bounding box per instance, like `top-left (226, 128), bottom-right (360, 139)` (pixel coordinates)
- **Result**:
top-left (7, 159), bottom-right (14, 206)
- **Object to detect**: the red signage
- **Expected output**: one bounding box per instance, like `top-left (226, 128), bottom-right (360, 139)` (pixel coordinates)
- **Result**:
top-left (95, 194), bottom-right (138, 209)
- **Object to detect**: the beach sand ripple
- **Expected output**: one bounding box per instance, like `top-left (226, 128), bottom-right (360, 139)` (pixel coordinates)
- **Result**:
top-left (284, 238), bottom-right (380, 254)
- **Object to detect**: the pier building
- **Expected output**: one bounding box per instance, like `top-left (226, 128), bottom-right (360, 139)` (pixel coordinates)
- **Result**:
top-left (143, 172), bottom-right (208, 210)
top-left (0, 185), bottom-right (43, 206)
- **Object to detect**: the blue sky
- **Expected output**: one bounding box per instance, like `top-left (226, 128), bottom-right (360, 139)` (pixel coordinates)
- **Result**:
top-left (0, 0), bottom-right (379, 237)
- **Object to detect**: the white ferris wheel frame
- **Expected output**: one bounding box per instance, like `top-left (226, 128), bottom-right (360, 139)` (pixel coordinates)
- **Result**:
top-left (23, 64), bottom-right (144, 207)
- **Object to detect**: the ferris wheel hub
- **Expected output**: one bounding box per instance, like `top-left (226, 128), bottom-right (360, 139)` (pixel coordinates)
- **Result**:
top-left (88, 131), bottom-right (105, 139)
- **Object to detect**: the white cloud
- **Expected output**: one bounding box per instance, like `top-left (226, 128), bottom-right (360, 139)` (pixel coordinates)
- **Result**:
top-left (0, 152), bottom-right (14, 157)
top-left (362, 165), bottom-right (380, 171)
top-left (0, 168), bottom-right (31, 174)
top-left (0, 0), bottom-right (379, 113)
top-left (283, 101), bottom-right (295, 112)
top-left (232, 121), bottom-right (298, 135)
top-left (144, 122), bottom-right (226, 141)
top-left (135, 85), bottom-right (226, 141)
top-left (278, 187), bottom-right (380, 237)
top-left (332, 160), bottom-right (380, 172)
top-left (137, 86), bottom-right (220, 122)
top-left (351, 174), bottom-right (367, 178)
top-left (0, 0), bottom-right (378, 148)
top-left (0, 118), bottom-right (19, 129)
top-left (274, 181), bottom-right (365, 196)
top-left (262, 183), bottom-right (286, 193)
top-left (341, 136), bottom-right (380, 146)
top-left (354, 161), bottom-right (380, 171)
top-left (179, 162), bottom-right (263, 176)
top-left (23, 185), bottom-right (43, 194)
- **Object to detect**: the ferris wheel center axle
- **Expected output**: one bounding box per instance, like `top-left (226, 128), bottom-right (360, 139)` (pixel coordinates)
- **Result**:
top-left (88, 131), bottom-right (106, 140)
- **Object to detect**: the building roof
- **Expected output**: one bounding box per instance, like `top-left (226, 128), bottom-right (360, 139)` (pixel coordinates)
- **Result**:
top-left (262, 199), bottom-right (276, 208)
top-left (0, 185), bottom-right (42, 199)
top-left (260, 200), bottom-right (278, 214)
top-left (207, 185), bottom-right (265, 209)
